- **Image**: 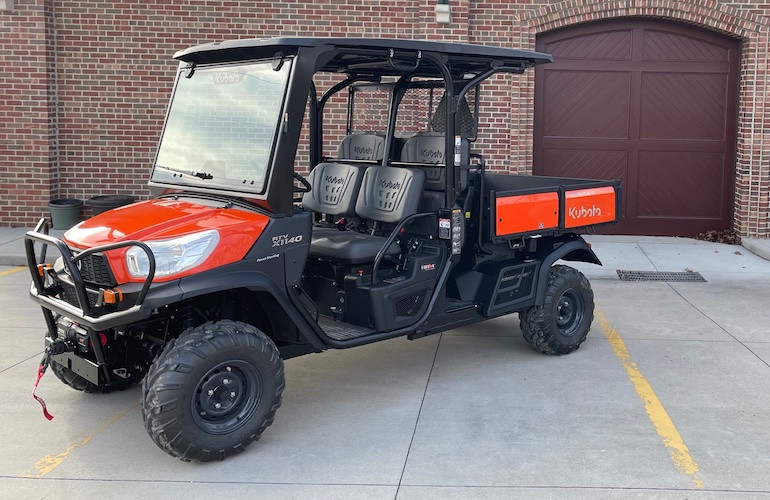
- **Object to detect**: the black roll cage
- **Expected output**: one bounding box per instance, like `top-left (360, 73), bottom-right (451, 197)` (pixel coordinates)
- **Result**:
top-left (172, 38), bottom-right (553, 215)
top-left (309, 54), bottom-right (533, 208)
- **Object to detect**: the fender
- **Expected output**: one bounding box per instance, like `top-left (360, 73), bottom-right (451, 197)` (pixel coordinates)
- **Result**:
top-left (174, 262), bottom-right (327, 351)
top-left (533, 236), bottom-right (601, 305)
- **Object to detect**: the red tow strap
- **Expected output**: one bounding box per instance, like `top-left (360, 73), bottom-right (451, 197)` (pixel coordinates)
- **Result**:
top-left (33, 359), bottom-right (54, 421)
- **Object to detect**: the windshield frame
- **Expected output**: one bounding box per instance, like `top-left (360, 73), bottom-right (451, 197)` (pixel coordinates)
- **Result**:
top-left (149, 57), bottom-right (293, 200)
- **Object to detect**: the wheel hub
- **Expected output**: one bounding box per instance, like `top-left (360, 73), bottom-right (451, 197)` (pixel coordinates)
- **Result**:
top-left (556, 299), bottom-right (574, 325)
top-left (192, 362), bottom-right (262, 434)
top-left (555, 290), bottom-right (583, 337)
top-left (198, 372), bottom-right (244, 418)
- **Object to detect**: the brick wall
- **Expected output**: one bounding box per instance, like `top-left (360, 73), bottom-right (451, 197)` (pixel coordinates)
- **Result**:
top-left (1, 0), bottom-right (769, 237)
top-left (0, 0), bottom-right (58, 224)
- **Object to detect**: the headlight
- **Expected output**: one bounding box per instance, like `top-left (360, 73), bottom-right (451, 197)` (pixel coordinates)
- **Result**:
top-left (125, 230), bottom-right (220, 278)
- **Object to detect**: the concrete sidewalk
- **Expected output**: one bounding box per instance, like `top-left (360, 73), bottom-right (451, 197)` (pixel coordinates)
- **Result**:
top-left (2, 231), bottom-right (770, 498)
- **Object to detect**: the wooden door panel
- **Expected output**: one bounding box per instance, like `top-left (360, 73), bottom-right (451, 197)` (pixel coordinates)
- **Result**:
top-left (535, 20), bottom-right (738, 236)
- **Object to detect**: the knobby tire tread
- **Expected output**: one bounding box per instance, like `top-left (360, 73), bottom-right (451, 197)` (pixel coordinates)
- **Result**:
top-left (50, 360), bottom-right (100, 393)
top-left (141, 320), bottom-right (284, 462)
top-left (50, 359), bottom-right (137, 393)
top-left (521, 265), bottom-right (594, 356)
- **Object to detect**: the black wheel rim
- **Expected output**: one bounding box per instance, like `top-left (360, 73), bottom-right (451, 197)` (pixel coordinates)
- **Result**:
top-left (555, 289), bottom-right (584, 337)
top-left (192, 360), bottom-right (262, 435)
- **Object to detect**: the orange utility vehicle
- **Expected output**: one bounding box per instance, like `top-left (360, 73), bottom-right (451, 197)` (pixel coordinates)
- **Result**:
top-left (25, 38), bottom-right (621, 462)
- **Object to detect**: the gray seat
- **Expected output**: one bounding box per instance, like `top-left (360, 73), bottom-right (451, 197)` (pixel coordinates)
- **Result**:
top-left (400, 133), bottom-right (469, 192)
top-left (308, 231), bottom-right (401, 265)
top-left (401, 92), bottom-right (474, 194)
top-left (308, 166), bottom-right (426, 265)
top-left (355, 166), bottom-right (425, 223)
top-left (400, 133), bottom-right (445, 165)
top-left (338, 133), bottom-right (385, 161)
top-left (302, 162), bottom-right (364, 217)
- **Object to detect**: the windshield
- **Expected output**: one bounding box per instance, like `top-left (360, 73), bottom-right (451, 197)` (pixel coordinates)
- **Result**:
top-left (152, 59), bottom-right (291, 194)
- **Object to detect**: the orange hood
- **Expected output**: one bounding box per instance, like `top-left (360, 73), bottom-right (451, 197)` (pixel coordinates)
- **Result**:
top-left (63, 198), bottom-right (270, 283)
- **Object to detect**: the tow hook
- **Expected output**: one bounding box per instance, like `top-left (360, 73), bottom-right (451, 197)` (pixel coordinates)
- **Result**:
top-left (49, 338), bottom-right (77, 356)
top-left (32, 339), bottom-right (76, 421)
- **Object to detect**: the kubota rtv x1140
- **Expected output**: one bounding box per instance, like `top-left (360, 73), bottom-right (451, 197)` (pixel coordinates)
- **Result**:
top-left (25, 38), bottom-right (621, 461)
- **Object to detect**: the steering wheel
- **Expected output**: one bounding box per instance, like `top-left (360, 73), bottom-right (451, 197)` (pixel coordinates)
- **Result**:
top-left (293, 172), bottom-right (311, 193)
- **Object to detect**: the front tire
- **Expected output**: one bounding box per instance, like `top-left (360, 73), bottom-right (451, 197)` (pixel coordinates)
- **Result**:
top-left (141, 320), bottom-right (285, 462)
top-left (50, 360), bottom-right (100, 393)
top-left (50, 359), bottom-right (139, 393)
top-left (520, 265), bottom-right (594, 355)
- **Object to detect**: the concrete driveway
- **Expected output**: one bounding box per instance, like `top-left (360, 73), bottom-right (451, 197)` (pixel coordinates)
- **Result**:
top-left (1, 236), bottom-right (769, 499)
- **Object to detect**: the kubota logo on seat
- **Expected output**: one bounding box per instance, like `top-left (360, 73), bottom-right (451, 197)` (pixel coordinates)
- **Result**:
top-left (379, 179), bottom-right (402, 190)
top-left (419, 149), bottom-right (443, 161)
top-left (568, 205), bottom-right (602, 219)
top-left (353, 146), bottom-right (373, 156)
top-left (324, 175), bottom-right (345, 185)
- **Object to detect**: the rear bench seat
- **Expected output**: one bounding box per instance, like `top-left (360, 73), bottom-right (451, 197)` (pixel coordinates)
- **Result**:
top-left (399, 133), bottom-right (469, 212)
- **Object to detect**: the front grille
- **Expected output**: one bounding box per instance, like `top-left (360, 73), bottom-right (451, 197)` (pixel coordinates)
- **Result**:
top-left (75, 252), bottom-right (117, 287)
top-left (58, 250), bottom-right (116, 312)
top-left (59, 282), bottom-right (100, 309)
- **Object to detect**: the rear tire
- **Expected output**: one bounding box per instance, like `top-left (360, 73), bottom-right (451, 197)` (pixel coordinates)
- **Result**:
top-left (520, 265), bottom-right (594, 355)
top-left (141, 320), bottom-right (284, 462)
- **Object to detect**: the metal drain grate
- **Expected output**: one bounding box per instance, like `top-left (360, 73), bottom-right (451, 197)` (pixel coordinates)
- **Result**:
top-left (616, 270), bottom-right (707, 283)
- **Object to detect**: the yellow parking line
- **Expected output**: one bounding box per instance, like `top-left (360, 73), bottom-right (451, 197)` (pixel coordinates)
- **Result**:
top-left (596, 308), bottom-right (704, 489)
top-left (0, 266), bottom-right (26, 277)
top-left (19, 403), bottom-right (137, 479)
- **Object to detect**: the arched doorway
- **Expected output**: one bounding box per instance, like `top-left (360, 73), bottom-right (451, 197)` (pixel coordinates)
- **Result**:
top-left (534, 19), bottom-right (739, 236)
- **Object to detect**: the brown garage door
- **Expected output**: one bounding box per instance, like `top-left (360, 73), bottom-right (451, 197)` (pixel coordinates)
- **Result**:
top-left (534, 20), bottom-right (739, 236)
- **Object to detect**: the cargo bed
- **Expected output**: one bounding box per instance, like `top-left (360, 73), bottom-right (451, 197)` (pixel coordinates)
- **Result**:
top-left (473, 173), bottom-right (622, 242)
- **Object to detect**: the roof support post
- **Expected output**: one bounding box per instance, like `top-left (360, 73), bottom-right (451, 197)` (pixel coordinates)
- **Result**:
top-left (421, 52), bottom-right (456, 207)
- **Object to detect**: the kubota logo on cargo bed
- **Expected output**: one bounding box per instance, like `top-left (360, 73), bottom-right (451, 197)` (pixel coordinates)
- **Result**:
top-left (568, 205), bottom-right (602, 220)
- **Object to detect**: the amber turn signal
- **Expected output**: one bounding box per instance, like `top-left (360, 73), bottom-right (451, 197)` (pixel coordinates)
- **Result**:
top-left (37, 264), bottom-right (52, 277)
top-left (102, 288), bottom-right (123, 305)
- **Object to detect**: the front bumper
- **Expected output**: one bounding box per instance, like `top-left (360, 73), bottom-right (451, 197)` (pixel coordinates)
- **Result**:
top-left (25, 218), bottom-right (157, 332)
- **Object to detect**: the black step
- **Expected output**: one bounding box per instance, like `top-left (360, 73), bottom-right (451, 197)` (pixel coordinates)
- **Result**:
top-left (317, 315), bottom-right (376, 341)
top-left (445, 299), bottom-right (477, 313)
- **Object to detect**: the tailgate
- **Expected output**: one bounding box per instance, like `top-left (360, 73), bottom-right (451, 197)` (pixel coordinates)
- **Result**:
top-left (489, 176), bottom-right (621, 240)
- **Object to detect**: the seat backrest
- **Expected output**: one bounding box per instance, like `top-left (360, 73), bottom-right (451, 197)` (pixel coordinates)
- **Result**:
top-left (338, 133), bottom-right (385, 161)
top-left (400, 133), bottom-right (468, 191)
top-left (302, 162), bottom-right (364, 216)
top-left (400, 133), bottom-right (445, 164)
top-left (355, 166), bottom-right (425, 224)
